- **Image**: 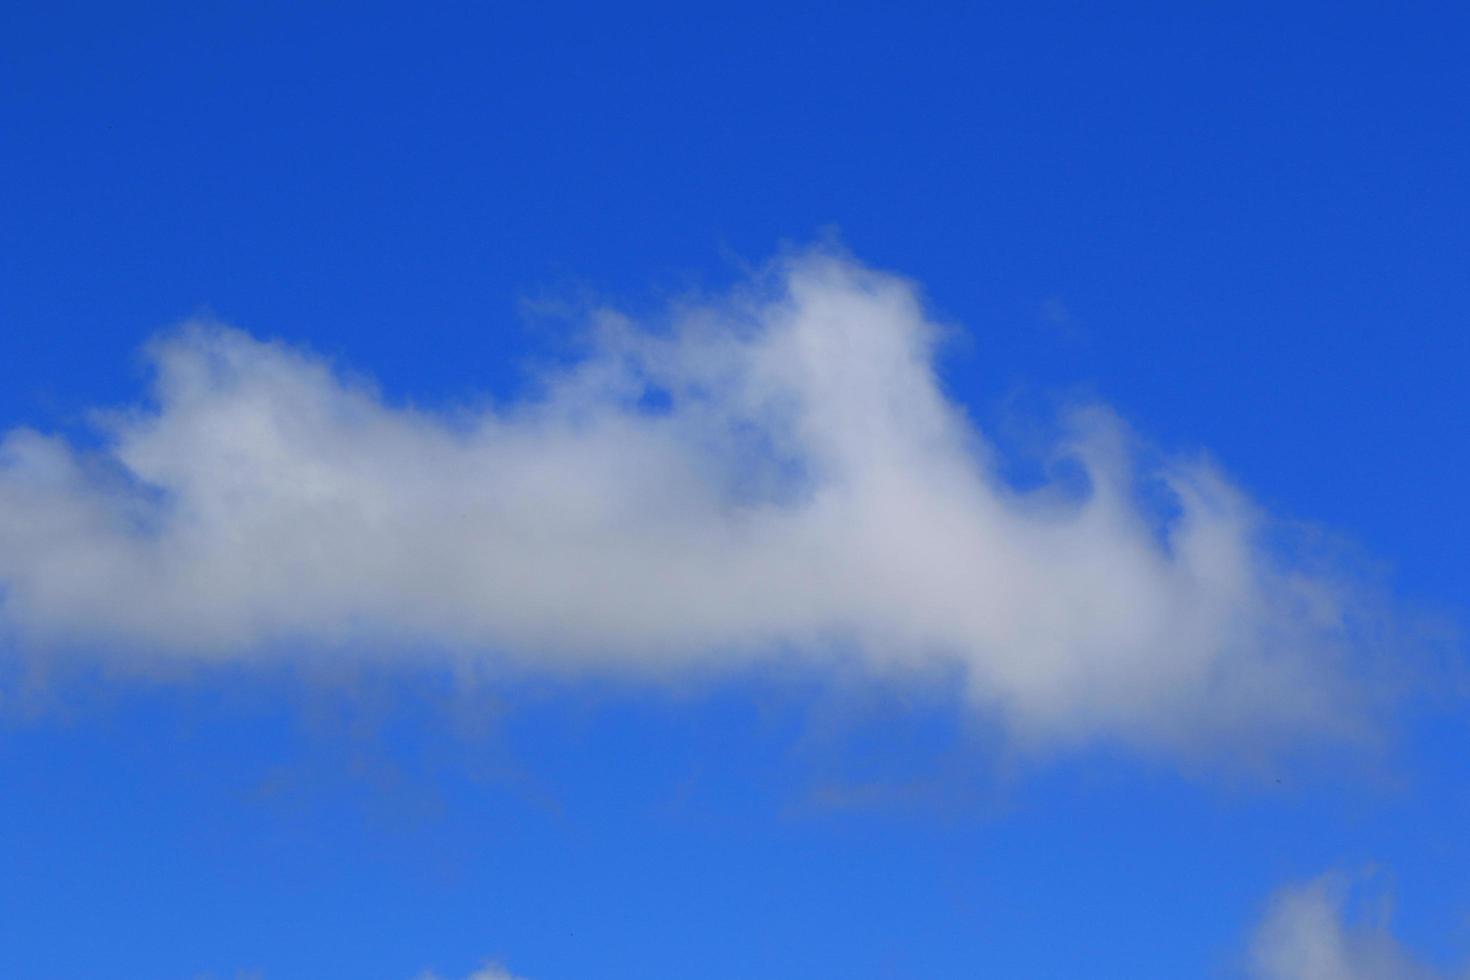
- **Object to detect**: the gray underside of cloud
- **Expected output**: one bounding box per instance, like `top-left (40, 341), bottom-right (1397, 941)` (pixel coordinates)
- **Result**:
top-left (0, 250), bottom-right (1395, 754)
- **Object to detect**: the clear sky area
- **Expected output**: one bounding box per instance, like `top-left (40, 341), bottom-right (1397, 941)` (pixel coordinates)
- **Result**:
top-left (2, 4), bottom-right (1467, 978)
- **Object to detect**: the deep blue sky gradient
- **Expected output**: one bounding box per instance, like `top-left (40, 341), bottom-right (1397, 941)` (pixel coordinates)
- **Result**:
top-left (2, 3), bottom-right (1467, 976)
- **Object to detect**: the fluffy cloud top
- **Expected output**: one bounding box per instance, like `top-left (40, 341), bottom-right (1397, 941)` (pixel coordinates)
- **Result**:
top-left (0, 251), bottom-right (1390, 753)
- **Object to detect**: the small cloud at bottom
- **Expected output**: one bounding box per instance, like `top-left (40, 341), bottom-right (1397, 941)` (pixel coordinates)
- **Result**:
top-left (415, 961), bottom-right (525, 980)
top-left (1248, 871), bottom-right (1459, 980)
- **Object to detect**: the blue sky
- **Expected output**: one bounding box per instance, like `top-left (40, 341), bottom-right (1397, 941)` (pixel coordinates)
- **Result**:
top-left (1, 3), bottom-right (1467, 978)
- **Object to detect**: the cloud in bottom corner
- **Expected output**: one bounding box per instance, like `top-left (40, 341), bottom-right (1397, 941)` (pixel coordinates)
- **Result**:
top-left (1249, 872), bottom-right (1460, 980)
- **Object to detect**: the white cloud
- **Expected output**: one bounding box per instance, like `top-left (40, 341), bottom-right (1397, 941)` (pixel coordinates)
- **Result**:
top-left (467, 967), bottom-right (524, 980)
top-left (1249, 873), bottom-right (1452, 980)
top-left (0, 249), bottom-right (1399, 754)
top-left (415, 963), bottom-right (524, 980)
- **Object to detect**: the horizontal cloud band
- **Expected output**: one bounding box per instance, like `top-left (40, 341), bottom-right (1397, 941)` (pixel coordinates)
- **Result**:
top-left (0, 251), bottom-right (1379, 753)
